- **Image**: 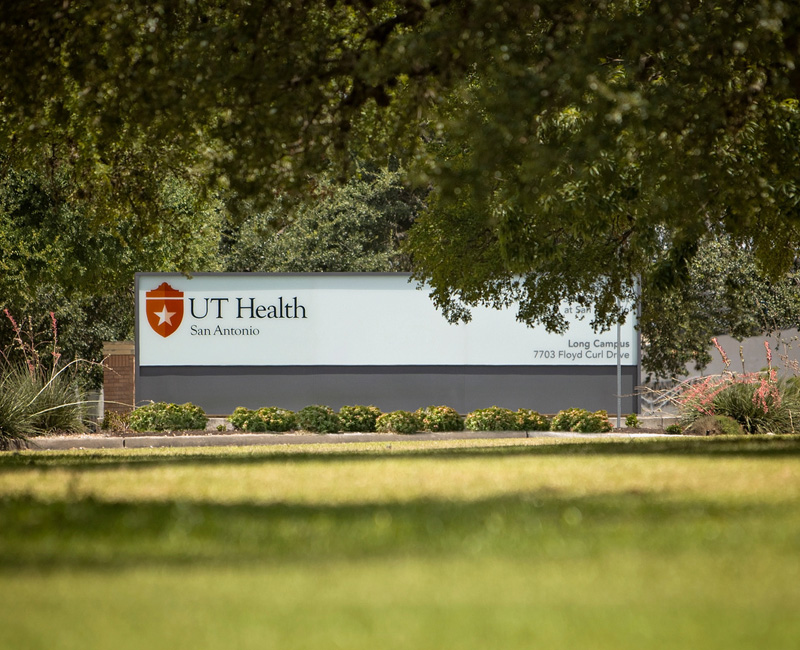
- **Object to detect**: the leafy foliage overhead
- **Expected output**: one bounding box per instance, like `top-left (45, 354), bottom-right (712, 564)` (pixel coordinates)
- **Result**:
top-left (1, 0), bottom-right (454, 219)
top-left (403, 1), bottom-right (800, 333)
top-left (3, 1), bottom-right (800, 341)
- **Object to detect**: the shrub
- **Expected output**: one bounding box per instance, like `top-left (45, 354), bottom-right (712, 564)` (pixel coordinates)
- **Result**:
top-left (1, 311), bottom-right (86, 448)
top-left (665, 424), bottom-right (683, 435)
top-left (101, 410), bottom-right (130, 431)
top-left (625, 413), bottom-right (640, 428)
top-left (573, 410), bottom-right (613, 433)
top-left (0, 365), bottom-right (38, 448)
top-left (1, 363), bottom-right (85, 447)
top-left (674, 339), bottom-right (800, 434)
top-left (551, 408), bottom-right (612, 433)
top-left (376, 410), bottom-right (422, 434)
top-left (550, 408), bottom-right (586, 432)
top-left (339, 405), bottom-right (382, 432)
top-left (129, 402), bottom-right (208, 432)
top-left (228, 406), bottom-right (253, 431)
top-left (31, 369), bottom-right (85, 433)
top-left (464, 406), bottom-right (517, 431)
top-left (229, 406), bottom-right (296, 432)
top-left (296, 405), bottom-right (341, 433)
top-left (516, 408), bottom-right (550, 431)
top-left (676, 372), bottom-right (800, 434)
top-left (256, 407), bottom-right (296, 432)
top-left (685, 414), bottom-right (745, 436)
top-left (416, 405), bottom-right (464, 432)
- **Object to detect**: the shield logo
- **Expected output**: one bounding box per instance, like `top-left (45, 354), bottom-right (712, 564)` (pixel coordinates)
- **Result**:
top-left (145, 282), bottom-right (184, 338)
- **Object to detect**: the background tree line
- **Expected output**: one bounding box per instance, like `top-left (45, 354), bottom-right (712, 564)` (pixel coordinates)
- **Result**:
top-left (2, 0), bottom-right (800, 383)
top-left (0, 160), bottom-right (423, 385)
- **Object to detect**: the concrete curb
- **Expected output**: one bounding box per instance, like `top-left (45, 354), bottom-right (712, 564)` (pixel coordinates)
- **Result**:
top-left (25, 437), bottom-right (125, 450)
top-left (638, 415), bottom-right (680, 429)
top-left (23, 430), bottom-right (672, 451)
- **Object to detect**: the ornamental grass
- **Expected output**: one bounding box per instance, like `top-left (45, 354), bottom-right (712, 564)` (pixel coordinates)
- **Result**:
top-left (1, 311), bottom-right (86, 448)
top-left (675, 339), bottom-right (800, 434)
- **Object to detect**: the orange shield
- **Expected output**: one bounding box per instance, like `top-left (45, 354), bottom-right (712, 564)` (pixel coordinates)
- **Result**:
top-left (145, 282), bottom-right (184, 338)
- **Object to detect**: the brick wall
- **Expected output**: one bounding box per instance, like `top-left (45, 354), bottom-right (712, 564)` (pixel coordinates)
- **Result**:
top-left (103, 341), bottom-right (135, 414)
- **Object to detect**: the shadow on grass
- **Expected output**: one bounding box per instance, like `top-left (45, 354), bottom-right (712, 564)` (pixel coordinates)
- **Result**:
top-left (2, 436), bottom-right (800, 472)
top-left (2, 490), bottom-right (797, 571)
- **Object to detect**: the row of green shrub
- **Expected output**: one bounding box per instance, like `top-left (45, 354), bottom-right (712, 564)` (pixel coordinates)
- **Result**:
top-left (121, 402), bottom-right (616, 434)
top-left (229, 404), bottom-right (572, 434)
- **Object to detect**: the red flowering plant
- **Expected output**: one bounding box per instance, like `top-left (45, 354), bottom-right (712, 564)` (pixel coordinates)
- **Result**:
top-left (673, 338), bottom-right (800, 434)
top-left (1, 310), bottom-right (87, 447)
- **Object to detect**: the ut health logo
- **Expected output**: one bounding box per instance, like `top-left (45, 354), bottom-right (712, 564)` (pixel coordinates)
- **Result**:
top-left (145, 283), bottom-right (184, 338)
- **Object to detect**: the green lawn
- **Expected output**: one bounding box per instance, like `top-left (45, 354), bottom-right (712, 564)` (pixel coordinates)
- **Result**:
top-left (1, 436), bottom-right (799, 649)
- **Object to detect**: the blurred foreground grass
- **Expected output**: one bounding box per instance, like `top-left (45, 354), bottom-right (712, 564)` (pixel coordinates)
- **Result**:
top-left (1, 436), bottom-right (799, 649)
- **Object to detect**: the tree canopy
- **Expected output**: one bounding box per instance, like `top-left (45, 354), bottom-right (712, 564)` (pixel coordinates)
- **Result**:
top-left (224, 163), bottom-right (421, 272)
top-left (0, 163), bottom-right (221, 383)
top-left (3, 0), bottom-right (800, 375)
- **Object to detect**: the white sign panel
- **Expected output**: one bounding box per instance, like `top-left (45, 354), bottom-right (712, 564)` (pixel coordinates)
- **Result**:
top-left (136, 273), bottom-right (638, 367)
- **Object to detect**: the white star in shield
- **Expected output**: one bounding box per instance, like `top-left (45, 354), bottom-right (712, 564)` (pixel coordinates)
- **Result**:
top-left (155, 305), bottom-right (176, 326)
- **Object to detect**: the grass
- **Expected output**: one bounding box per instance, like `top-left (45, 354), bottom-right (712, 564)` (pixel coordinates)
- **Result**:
top-left (1, 436), bottom-right (799, 649)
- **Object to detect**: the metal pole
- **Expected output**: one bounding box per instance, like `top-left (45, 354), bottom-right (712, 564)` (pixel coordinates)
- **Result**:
top-left (616, 318), bottom-right (622, 428)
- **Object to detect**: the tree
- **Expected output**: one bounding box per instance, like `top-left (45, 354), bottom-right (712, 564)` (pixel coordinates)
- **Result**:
top-left (640, 237), bottom-right (800, 379)
top-left (404, 0), bottom-right (800, 334)
top-left (224, 163), bottom-right (422, 272)
top-left (0, 157), bottom-right (422, 381)
top-left (0, 163), bottom-right (222, 384)
top-left (2, 1), bottom-right (800, 337)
